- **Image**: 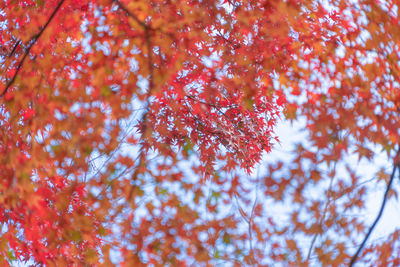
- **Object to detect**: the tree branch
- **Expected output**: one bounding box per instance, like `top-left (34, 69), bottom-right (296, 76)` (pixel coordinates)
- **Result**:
top-left (349, 148), bottom-right (400, 266)
top-left (114, 0), bottom-right (155, 202)
top-left (0, 0), bottom-right (65, 98)
top-left (307, 163), bottom-right (336, 262)
top-left (8, 39), bottom-right (21, 58)
top-left (113, 0), bottom-right (149, 30)
top-left (126, 30), bottom-right (154, 202)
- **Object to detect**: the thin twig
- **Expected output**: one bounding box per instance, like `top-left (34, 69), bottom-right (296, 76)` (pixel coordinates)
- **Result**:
top-left (8, 40), bottom-right (21, 58)
top-left (113, 0), bottom-right (148, 29)
top-left (126, 32), bottom-right (154, 202)
top-left (114, 0), bottom-right (155, 202)
top-left (306, 163), bottom-right (336, 261)
top-left (305, 193), bottom-right (327, 260)
top-left (248, 176), bottom-right (261, 265)
top-left (185, 94), bottom-right (244, 137)
top-left (0, 0), bottom-right (65, 97)
top-left (349, 148), bottom-right (400, 266)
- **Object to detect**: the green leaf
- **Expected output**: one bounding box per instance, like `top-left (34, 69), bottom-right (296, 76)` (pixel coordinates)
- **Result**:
top-left (7, 251), bottom-right (15, 261)
top-left (84, 146), bottom-right (93, 155)
top-left (101, 86), bottom-right (111, 97)
top-left (98, 227), bottom-right (107, 236)
top-left (183, 139), bottom-right (193, 156)
top-left (71, 231), bottom-right (82, 242)
top-left (223, 232), bottom-right (231, 244)
top-left (214, 250), bottom-right (220, 258)
top-left (160, 188), bottom-right (168, 196)
top-left (35, 0), bottom-right (43, 7)
top-left (211, 190), bottom-right (221, 200)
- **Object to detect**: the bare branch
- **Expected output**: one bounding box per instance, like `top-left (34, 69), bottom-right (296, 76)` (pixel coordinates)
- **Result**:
top-left (113, 0), bottom-right (155, 202)
top-left (307, 163), bottom-right (336, 261)
top-left (8, 40), bottom-right (21, 58)
top-left (349, 148), bottom-right (400, 266)
top-left (0, 0), bottom-right (65, 98)
top-left (113, 0), bottom-right (149, 30)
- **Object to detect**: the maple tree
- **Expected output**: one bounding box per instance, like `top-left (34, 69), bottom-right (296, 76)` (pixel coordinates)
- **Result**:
top-left (1, 0), bottom-right (400, 265)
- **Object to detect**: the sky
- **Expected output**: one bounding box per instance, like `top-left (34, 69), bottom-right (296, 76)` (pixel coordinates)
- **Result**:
top-left (269, 116), bottom-right (400, 264)
top-left (7, 1), bottom-right (400, 265)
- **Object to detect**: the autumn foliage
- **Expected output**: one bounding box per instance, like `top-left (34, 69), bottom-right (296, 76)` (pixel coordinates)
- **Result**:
top-left (1, 0), bottom-right (400, 265)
